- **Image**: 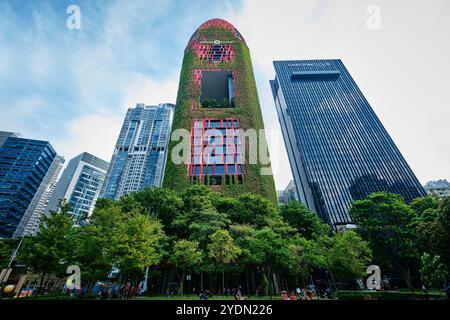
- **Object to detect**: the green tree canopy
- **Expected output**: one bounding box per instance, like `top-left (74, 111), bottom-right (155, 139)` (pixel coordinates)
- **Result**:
top-left (234, 193), bottom-right (277, 227)
top-left (349, 192), bottom-right (418, 287)
top-left (18, 200), bottom-right (75, 294)
top-left (131, 187), bottom-right (183, 234)
top-left (170, 239), bottom-right (203, 294)
top-left (208, 229), bottom-right (241, 294)
top-left (420, 252), bottom-right (449, 288)
top-left (410, 196), bottom-right (440, 218)
top-left (288, 235), bottom-right (327, 286)
top-left (0, 238), bottom-right (18, 269)
top-left (280, 201), bottom-right (330, 239)
top-left (327, 231), bottom-right (372, 281)
top-left (417, 197), bottom-right (450, 270)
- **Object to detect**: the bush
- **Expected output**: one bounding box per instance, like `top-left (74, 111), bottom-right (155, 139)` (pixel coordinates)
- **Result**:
top-left (335, 290), bottom-right (445, 300)
top-left (20, 294), bottom-right (80, 300)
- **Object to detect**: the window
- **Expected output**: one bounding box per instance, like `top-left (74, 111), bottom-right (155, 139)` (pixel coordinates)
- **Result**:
top-left (200, 71), bottom-right (235, 108)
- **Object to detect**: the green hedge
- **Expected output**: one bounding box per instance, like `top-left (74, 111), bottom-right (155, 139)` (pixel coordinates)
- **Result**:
top-left (19, 294), bottom-right (80, 301)
top-left (335, 290), bottom-right (445, 300)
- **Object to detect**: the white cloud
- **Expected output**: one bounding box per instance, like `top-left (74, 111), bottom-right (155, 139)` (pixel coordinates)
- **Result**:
top-left (121, 74), bottom-right (179, 108)
top-left (227, 0), bottom-right (450, 189)
top-left (56, 114), bottom-right (123, 163)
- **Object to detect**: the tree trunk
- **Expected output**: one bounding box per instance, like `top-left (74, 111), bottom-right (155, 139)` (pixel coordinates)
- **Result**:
top-left (200, 272), bottom-right (203, 291)
top-left (37, 271), bottom-right (46, 297)
top-left (250, 265), bottom-right (256, 294)
top-left (268, 268), bottom-right (273, 299)
top-left (401, 266), bottom-right (413, 289)
top-left (245, 268), bottom-right (250, 297)
top-left (222, 270), bottom-right (225, 296)
top-left (179, 271), bottom-right (185, 296)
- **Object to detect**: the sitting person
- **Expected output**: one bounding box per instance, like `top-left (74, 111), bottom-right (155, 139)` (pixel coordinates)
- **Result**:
top-left (290, 291), bottom-right (297, 300)
top-left (234, 288), bottom-right (245, 300)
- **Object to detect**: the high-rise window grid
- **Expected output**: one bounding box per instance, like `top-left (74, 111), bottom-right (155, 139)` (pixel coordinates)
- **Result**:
top-left (101, 104), bottom-right (174, 199)
top-left (188, 118), bottom-right (244, 184)
top-left (271, 59), bottom-right (426, 228)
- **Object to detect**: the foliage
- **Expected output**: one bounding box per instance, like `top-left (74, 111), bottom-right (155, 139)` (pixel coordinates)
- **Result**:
top-left (326, 231), bottom-right (372, 281)
top-left (420, 253), bottom-right (449, 288)
top-left (410, 196), bottom-right (439, 218)
top-left (280, 201), bottom-right (330, 239)
top-left (416, 197), bottom-right (450, 272)
top-left (208, 229), bottom-right (241, 294)
top-left (131, 187), bottom-right (183, 234)
top-left (208, 229), bottom-right (241, 266)
top-left (170, 240), bottom-right (203, 294)
top-left (113, 210), bottom-right (165, 281)
top-left (349, 192), bottom-right (419, 287)
top-left (335, 290), bottom-right (445, 300)
top-left (0, 238), bottom-right (18, 268)
top-left (288, 236), bottom-right (327, 285)
top-left (17, 186), bottom-right (449, 296)
top-left (233, 193), bottom-right (277, 227)
top-left (18, 201), bottom-right (74, 293)
top-left (162, 25), bottom-right (277, 202)
top-left (73, 201), bottom-right (165, 285)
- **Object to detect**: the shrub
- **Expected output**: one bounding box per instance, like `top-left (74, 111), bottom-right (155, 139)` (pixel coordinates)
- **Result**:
top-left (335, 290), bottom-right (444, 300)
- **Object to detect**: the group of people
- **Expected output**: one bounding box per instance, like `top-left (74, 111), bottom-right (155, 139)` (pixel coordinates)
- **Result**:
top-left (280, 287), bottom-right (325, 301)
top-left (197, 287), bottom-right (246, 300)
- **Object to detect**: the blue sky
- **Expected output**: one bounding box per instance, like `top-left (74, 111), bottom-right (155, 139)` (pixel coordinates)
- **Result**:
top-left (1, 0), bottom-right (450, 190)
top-left (0, 0), bottom-right (242, 154)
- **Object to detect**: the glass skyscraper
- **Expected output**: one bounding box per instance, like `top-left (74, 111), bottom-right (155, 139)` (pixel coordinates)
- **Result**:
top-left (0, 133), bottom-right (58, 237)
top-left (46, 152), bottom-right (109, 224)
top-left (271, 59), bottom-right (426, 228)
top-left (100, 103), bottom-right (175, 200)
top-left (14, 155), bottom-right (65, 237)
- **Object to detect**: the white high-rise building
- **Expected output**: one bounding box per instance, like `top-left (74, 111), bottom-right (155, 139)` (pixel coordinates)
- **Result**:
top-left (100, 103), bottom-right (175, 200)
top-left (424, 179), bottom-right (450, 198)
top-left (46, 152), bottom-right (109, 224)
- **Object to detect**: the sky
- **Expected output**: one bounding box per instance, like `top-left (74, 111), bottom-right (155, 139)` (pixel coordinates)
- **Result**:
top-left (0, 0), bottom-right (449, 191)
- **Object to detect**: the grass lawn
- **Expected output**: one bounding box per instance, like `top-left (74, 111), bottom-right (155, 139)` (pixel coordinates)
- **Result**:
top-left (135, 294), bottom-right (278, 301)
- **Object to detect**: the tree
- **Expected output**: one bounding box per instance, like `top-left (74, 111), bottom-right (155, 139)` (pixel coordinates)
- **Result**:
top-left (418, 197), bottom-right (450, 271)
top-left (229, 224), bottom-right (260, 294)
top-left (280, 201), bottom-right (330, 239)
top-left (75, 202), bottom-right (165, 290)
top-left (213, 196), bottom-right (240, 219)
top-left (327, 231), bottom-right (372, 281)
top-left (420, 253), bottom-right (448, 288)
top-left (71, 205), bottom-right (121, 289)
top-left (288, 236), bottom-right (327, 286)
top-left (131, 188), bottom-right (183, 235)
top-left (172, 185), bottom-right (216, 238)
top-left (349, 192), bottom-right (418, 288)
top-left (410, 196), bottom-right (439, 218)
top-left (113, 210), bottom-right (165, 284)
top-left (0, 238), bottom-right (18, 269)
top-left (18, 200), bottom-right (74, 295)
top-left (208, 230), bottom-right (241, 295)
top-left (188, 210), bottom-right (230, 248)
top-left (234, 193), bottom-right (277, 227)
top-left (170, 240), bottom-right (203, 295)
top-left (249, 227), bottom-right (292, 295)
